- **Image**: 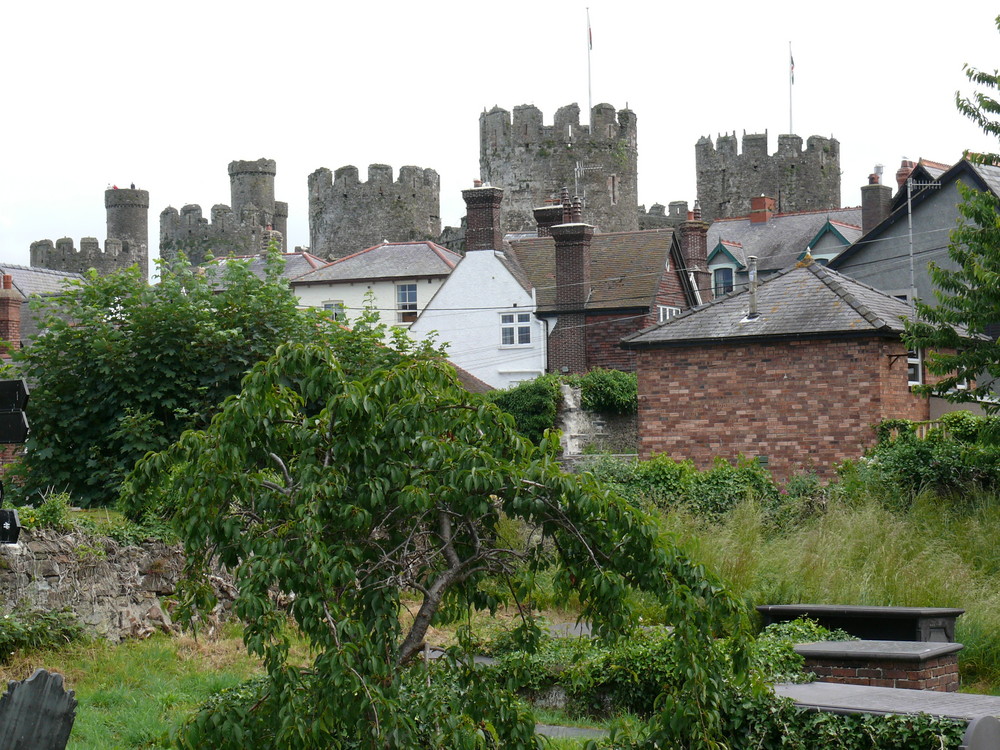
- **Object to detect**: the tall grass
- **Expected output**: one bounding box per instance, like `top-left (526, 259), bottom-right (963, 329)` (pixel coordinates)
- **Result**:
top-left (656, 493), bottom-right (1000, 688)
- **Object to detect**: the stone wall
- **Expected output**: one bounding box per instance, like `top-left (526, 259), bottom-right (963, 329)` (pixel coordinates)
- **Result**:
top-left (0, 529), bottom-right (234, 642)
top-left (557, 384), bottom-right (638, 457)
top-left (480, 103), bottom-right (638, 235)
top-left (308, 164), bottom-right (441, 260)
top-left (695, 132), bottom-right (841, 222)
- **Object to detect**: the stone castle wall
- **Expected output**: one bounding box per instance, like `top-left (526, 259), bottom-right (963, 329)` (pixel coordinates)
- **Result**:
top-left (308, 164), bottom-right (441, 260)
top-left (480, 103), bottom-right (638, 235)
top-left (695, 132), bottom-right (841, 222)
top-left (160, 158), bottom-right (287, 265)
top-left (31, 188), bottom-right (150, 278)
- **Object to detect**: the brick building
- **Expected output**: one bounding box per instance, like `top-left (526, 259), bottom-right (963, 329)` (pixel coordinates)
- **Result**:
top-left (508, 194), bottom-right (702, 374)
top-left (622, 260), bottom-right (960, 481)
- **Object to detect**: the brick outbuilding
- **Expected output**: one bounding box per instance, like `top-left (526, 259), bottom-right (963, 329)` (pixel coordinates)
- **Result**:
top-left (621, 260), bottom-right (940, 481)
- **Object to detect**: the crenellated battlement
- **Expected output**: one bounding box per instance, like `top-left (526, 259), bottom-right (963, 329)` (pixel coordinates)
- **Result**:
top-left (480, 103), bottom-right (638, 234)
top-left (160, 158), bottom-right (287, 265)
top-left (308, 164), bottom-right (441, 259)
top-left (695, 131), bottom-right (841, 222)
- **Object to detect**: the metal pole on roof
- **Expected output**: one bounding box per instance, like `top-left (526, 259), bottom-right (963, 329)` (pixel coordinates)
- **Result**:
top-left (587, 8), bottom-right (593, 128)
top-left (905, 175), bottom-right (942, 311)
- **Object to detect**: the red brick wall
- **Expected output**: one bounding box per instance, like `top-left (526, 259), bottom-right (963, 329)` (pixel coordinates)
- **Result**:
top-left (585, 311), bottom-right (648, 372)
top-left (548, 313), bottom-right (588, 374)
top-left (805, 654), bottom-right (959, 692)
top-left (636, 337), bottom-right (931, 480)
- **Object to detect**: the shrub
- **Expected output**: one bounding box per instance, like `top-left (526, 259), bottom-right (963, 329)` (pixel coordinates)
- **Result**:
top-left (485, 374), bottom-right (561, 443)
top-left (577, 369), bottom-right (637, 414)
top-left (16, 491), bottom-right (73, 532)
top-left (0, 605), bottom-right (83, 661)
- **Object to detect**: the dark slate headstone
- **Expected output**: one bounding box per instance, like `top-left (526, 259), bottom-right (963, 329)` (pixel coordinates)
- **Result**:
top-left (0, 668), bottom-right (77, 750)
top-left (0, 508), bottom-right (20, 544)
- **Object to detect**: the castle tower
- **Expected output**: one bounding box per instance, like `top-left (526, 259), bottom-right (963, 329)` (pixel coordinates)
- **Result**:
top-left (30, 186), bottom-right (150, 278)
top-left (479, 103), bottom-right (638, 235)
top-left (695, 131), bottom-right (841, 222)
top-left (307, 164), bottom-right (441, 259)
top-left (160, 158), bottom-right (286, 265)
top-left (105, 187), bottom-right (150, 278)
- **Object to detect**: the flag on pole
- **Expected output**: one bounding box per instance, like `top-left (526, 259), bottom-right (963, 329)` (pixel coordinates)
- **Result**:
top-left (588, 10), bottom-right (593, 49)
top-left (790, 47), bottom-right (794, 84)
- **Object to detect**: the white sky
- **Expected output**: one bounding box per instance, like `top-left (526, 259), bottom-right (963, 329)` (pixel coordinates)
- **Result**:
top-left (2, 1), bottom-right (998, 268)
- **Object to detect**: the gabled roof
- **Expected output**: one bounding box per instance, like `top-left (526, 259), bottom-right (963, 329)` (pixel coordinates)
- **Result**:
top-left (0, 264), bottom-right (82, 298)
top-left (706, 208), bottom-right (862, 271)
top-left (508, 228), bottom-right (687, 313)
top-left (623, 261), bottom-right (920, 348)
top-left (831, 158), bottom-right (1000, 270)
top-left (707, 241), bottom-right (744, 268)
top-left (292, 241), bottom-right (461, 285)
top-left (213, 251), bottom-right (327, 283)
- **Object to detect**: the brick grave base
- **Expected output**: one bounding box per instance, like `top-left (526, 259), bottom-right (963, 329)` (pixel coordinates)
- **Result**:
top-left (795, 640), bottom-right (962, 692)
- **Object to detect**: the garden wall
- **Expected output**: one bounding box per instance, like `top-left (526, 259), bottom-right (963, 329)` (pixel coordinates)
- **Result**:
top-left (0, 529), bottom-right (234, 642)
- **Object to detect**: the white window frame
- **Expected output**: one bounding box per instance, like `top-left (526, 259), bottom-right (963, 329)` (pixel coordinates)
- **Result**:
top-left (323, 300), bottom-right (346, 322)
top-left (500, 311), bottom-right (532, 347)
top-left (396, 283), bottom-right (417, 324)
top-left (658, 305), bottom-right (681, 323)
top-left (907, 348), bottom-right (923, 387)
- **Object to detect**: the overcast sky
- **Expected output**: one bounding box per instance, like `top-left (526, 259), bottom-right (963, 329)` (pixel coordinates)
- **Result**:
top-left (2, 1), bottom-right (998, 270)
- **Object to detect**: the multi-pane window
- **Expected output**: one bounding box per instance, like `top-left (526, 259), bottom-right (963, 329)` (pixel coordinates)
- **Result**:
top-left (501, 312), bottom-right (531, 346)
top-left (907, 348), bottom-right (923, 386)
top-left (396, 283), bottom-right (417, 323)
top-left (713, 267), bottom-right (734, 297)
top-left (323, 300), bottom-right (346, 322)
top-left (658, 305), bottom-right (681, 323)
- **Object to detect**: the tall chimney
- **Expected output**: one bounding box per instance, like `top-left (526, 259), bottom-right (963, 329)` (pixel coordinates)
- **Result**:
top-left (679, 201), bottom-right (711, 301)
top-left (0, 275), bottom-right (24, 356)
top-left (549, 198), bottom-right (594, 374)
top-left (861, 170), bottom-right (893, 235)
top-left (896, 159), bottom-right (917, 189)
top-left (462, 183), bottom-right (504, 251)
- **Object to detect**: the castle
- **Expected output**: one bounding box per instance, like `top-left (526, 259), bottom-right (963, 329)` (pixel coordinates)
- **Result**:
top-left (307, 164), bottom-right (441, 260)
top-left (695, 131), bottom-right (841, 222)
top-left (31, 187), bottom-right (150, 279)
top-left (159, 159), bottom-right (288, 265)
top-left (480, 103), bottom-right (638, 235)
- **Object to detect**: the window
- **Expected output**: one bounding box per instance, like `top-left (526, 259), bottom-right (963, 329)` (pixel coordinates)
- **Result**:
top-left (713, 268), bottom-right (734, 297)
top-left (658, 305), bottom-right (681, 323)
top-left (907, 348), bottom-right (923, 386)
top-left (396, 283), bottom-right (417, 323)
top-left (323, 300), bottom-right (346, 322)
top-left (500, 312), bottom-right (532, 346)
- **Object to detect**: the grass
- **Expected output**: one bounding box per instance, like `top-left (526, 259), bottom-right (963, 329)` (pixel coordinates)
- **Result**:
top-left (0, 626), bottom-right (262, 750)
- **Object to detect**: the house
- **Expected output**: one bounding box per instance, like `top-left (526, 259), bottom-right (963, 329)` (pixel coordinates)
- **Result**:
top-left (409, 185), bottom-right (546, 389)
top-left (506, 194), bottom-right (700, 374)
top-left (621, 260), bottom-right (967, 481)
top-left (208, 249), bottom-right (327, 290)
top-left (290, 240), bottom-right (461, 327)
top-left (829, 156), bottom-right (1000, 309)
top-left (0, 265), bottom-right (82, 345)
top-left (705, 196), bottom-right (862, 298)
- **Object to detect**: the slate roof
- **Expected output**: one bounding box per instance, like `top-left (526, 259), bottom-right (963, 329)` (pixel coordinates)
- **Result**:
top-left (292, 241), bottom-right (460, 285)
top-left (622, 261), bottom-right (920, 348)
top-left (508, 228), bottom-right (679, 313)
top-left (0, 265), bottom-right (82, 298)
top-left (213, 251), bottom-right (327, 283)
top-left (707, 208), bottom-right (862, 270)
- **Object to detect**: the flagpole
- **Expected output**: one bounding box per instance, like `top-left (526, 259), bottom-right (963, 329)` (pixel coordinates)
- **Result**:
top-left (587, 8), bottom-right (593, 128)
top-left (789, 41), bottom-right (794, 134)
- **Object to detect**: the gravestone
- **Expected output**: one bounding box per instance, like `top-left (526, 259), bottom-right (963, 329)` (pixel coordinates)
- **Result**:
top-left (0, 668), bottom-right (77, 749)
top-left (962, 715), bottom-right (1000, 750)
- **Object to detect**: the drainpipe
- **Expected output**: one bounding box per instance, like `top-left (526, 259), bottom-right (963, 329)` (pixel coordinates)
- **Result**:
top-left (748, 255), bottom-right (759, 319)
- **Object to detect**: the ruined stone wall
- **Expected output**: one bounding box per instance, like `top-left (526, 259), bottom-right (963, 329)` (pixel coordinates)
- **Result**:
top-left (0, 529), bottom-right (235, 642)
top-left (695, 132), bottom-right (841, 222)
top-left (160, 158), bottom-right (287, 265)
top-left (31, 188), bottom-right (150, 278)
top-left (308, 164), bottom-right (441, 260)
top-left (480, 103), bottom-right (638, 235)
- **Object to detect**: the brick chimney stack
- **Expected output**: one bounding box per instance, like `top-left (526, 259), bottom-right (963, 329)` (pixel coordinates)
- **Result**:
top-left (679, 200), bottom-right (711, 302)
top-left (861, 170), bottom-right (893, 235)
top-left (462, 182), bottom-right (504, 251)
top-left (749, 195), bottom-right (776, 224)
top-left (533, 202), bottom-right (564, 237)
top-left (549, 194), bottom-right (594, 374)
top-left (896, 159), bottom-right (917, 189)
top-left (0, 275), bottom-right (24, 356)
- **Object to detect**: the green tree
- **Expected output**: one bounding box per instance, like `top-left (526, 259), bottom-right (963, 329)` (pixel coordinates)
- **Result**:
top-left (12, 251), bottom-right (324, 507)
top-left (904, 18), bottom-right (1000, 411)
top-left (124, 340), bottom-right (749, 749)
